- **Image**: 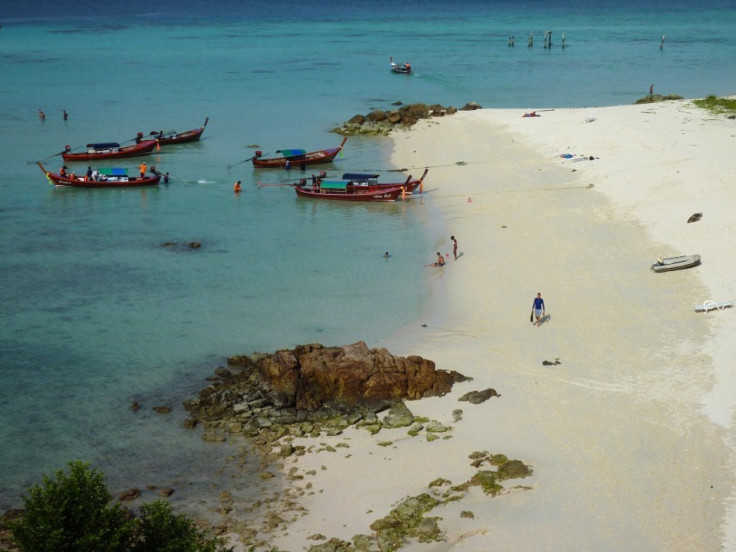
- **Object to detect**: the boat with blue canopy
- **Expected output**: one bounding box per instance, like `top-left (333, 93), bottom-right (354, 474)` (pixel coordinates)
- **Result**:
top-left (252, 136), bottom-right (347, 168)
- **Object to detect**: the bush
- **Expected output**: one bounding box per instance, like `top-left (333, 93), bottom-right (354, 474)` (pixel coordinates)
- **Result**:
top-left (133, 501), bottom-right (227, 552)
top-left (8, 460), bottom-right (134, 552)
top-left (7, 461), bottom-right (232, 552)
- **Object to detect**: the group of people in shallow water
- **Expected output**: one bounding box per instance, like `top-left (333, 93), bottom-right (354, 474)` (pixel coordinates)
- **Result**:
top-left (38, 108), bottom-right (68, 121)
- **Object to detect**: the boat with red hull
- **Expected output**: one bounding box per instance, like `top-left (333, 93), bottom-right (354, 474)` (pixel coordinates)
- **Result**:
top-left (61, 139), bottom-right (157, 162)
top-left (295, 182), bottom-right (404, 202)
top-left (293, 169), bottom-right (428, 201)
top-left (253, 136), bottom-right (347, 168)
top-left (38, 162), bottom-right (161, 188)
top-left (148, 117), bottom-right (209, 145)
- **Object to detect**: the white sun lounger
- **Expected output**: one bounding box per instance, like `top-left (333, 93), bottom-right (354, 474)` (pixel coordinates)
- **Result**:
top-left (694, 300), bottom-right (734, 313)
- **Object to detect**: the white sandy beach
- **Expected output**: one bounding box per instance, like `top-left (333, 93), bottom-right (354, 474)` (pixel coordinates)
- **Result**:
top-left (247, 100), bottom-right (736, 551)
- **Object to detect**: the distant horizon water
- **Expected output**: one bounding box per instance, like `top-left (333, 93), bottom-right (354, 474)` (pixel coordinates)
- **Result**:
top-left (2, 0), bottom-right (736, 514)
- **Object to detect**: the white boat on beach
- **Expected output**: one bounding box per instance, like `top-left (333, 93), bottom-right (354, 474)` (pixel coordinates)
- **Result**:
top-left (651, 254), bottom-right (701, 272)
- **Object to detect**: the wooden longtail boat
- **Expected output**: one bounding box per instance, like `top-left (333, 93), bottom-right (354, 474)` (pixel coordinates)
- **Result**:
top-left (252, 136), bottom-right (347, 168)
top-left (61, 140), bottom-right (157, 162)
top-left (390, 56), bottom-right (411, 74)
top-left (651, 254), bottom-right (701, 272)
top-left (148, 117), bottom-right (209, 145)
top-left (294, 180), bottom-right (406, 202)
top-left (38, 162), bottom-right (161, 188)
top-left (338, 168), bottom-right (428, 194)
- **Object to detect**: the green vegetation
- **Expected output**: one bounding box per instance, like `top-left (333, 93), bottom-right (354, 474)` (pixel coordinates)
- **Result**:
top-left (3, 461), bottom-right (231, 552)
top-left (693, 95), bottom-right (736, 118)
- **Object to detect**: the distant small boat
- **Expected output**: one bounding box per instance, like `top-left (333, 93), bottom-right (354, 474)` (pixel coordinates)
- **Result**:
top-left (61, 140), bottom-right (157, 162)
top-left (148, 117), bottom-right (209, 146)
top-left (390, 56), bottom-right (411, 74)
top-left (252, 136), bottom-right (347, 169)
top-left (651, 254), bottom-right (701, 272)
top-left (38, 162), bottom-right (161, 188)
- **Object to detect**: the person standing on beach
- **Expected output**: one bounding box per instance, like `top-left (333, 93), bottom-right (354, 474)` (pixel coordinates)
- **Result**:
top-left (451, 235), bottom-right (458, 260)
top-left (532, 292), bottom-right (545, 326)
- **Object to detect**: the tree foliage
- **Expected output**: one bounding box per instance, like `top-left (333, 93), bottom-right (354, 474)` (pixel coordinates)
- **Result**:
top-left (6, 461), bottom-right (231, 552)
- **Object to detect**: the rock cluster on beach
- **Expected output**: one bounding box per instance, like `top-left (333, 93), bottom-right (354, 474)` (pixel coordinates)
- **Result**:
top-left (183, 341), bottom-right (470, 450)
top-left (333, 102), bottom-right (483, 136)
top-left (634, 93), bottom-right (683, 104)
top-left (174, 341), bottom-right (535, 550)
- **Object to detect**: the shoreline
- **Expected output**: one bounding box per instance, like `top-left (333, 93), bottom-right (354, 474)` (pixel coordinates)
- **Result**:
top-left (255, 99), bottom-right (735, 551)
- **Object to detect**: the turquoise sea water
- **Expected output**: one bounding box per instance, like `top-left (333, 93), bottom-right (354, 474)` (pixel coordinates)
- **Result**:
top-left (2, 0), bottom-right (736, 512)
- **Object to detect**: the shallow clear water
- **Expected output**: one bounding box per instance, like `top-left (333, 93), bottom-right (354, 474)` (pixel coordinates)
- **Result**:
top-left (1, 0), bottom-right (736, 510)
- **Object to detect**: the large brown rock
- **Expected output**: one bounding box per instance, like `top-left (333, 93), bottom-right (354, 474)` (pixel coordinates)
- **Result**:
top-left (256, 341), bottom-right (464, 412)
top-left (185, 342), bottom-right (469, 427)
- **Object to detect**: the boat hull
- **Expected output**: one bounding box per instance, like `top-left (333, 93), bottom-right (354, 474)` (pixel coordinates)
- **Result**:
top-left (62, 140), bottom-right (157, 162)
top-left (295, 185), bottom-right (404, 202)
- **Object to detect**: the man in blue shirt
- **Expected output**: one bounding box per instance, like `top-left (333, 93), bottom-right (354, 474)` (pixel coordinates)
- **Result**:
top-left (532, 292), bottom-right (545, 326)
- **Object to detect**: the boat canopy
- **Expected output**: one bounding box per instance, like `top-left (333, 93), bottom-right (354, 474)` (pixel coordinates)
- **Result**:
top-left (87, 142), bottom-right (120, 149)
top-left (319, 180), bottom-right (350, 191)
top-left (342, 173), bottom-right (379, 181)
top-left (280, 149), bottom-right (307, 158)
top-left (98, 168), bottom-right (128, 176)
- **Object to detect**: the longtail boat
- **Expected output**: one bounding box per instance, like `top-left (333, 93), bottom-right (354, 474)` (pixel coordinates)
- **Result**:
top-left (61, 140), bottom-right (157, 162)
top-left (148, 117), bottom-right (209, 145)
top-left (337, 168), bottom-right (428, 194)
top-left (390, 56), bottom-right (411, 74)
top-left (294, 179), bottom-right (407, 202)
top-left (38, 162), bottom-right (161, 188)
top-left (252, 136), bottom-right (347, 169)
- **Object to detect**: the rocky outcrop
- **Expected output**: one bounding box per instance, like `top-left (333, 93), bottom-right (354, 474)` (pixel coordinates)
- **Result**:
top-left (184, 342), bottom-right (469, 436)
top-left (334, 102), bottom-right (482, 136)
top-left (634, 93), bottom-right (683, 104)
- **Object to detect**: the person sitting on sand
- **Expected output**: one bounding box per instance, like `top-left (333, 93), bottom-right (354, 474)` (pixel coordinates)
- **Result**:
top-left (435, 252), bottom-right (445, 266)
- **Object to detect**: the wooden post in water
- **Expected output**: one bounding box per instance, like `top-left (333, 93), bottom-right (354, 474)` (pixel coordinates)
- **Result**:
top-left (660, 34), bottom-right (665, 50)
top-left (562, 33), bottom-right (566, 49)
top-left (528, 31), bottom-right (533, 47)
top-left (544, 31), bottom-right (552, 49)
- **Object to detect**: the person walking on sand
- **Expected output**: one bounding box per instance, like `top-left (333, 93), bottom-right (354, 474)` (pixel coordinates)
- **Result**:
top-left (532, 292), bottom-right (545, 326)
top-left (451, 235), bottom-right (458, 260)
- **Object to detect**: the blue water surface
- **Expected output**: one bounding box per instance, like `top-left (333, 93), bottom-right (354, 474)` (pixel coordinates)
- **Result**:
top-left (1, 0), bottom-right (735, 511)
